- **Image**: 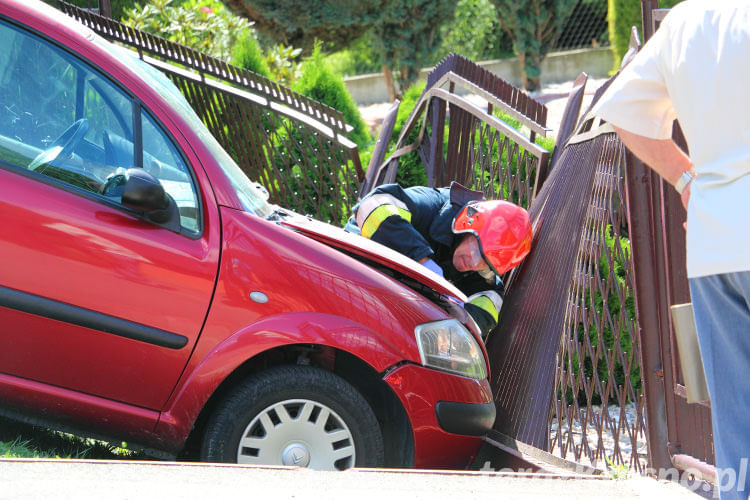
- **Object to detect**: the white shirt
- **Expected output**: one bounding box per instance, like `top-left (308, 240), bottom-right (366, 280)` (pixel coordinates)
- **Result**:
top-left (593, 0), bottom-right (750, 278)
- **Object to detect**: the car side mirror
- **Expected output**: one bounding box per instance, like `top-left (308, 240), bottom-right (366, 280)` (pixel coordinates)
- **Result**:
top-left (121, 168), bottom-right (180, 232)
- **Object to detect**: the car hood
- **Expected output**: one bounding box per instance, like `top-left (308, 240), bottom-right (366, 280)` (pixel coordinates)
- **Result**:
top-left (279, 214), bottom-right (467, 302)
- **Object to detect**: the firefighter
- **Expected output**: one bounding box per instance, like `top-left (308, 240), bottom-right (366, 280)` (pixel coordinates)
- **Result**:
top-left (345, 182), bottom-right (532, 338)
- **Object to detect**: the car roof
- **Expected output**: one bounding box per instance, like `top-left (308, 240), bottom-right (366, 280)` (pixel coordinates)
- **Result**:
top-left (3, 0), bottom-right (96, 40)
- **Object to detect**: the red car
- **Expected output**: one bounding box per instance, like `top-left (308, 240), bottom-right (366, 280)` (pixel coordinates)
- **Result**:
top-left (0, 0), bottom-right (494, 470)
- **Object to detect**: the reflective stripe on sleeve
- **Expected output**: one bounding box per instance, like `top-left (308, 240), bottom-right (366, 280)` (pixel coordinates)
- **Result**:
top-left (361, 204), bottom-right (412, 239)
top-left (356, 193), bottom-right (411, 239)
top-left (467, 295), bottom-right (499, 323)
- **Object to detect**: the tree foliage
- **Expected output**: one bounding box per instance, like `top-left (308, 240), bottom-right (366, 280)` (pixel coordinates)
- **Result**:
top-left (372, 0), bottom-right (457, 97)
top-left (293, 44), bottom-right (370, 149)
top-left (226, 0), bottom-right (457, 99)
top-left (49, 0), bottom-right (140, 20)
top-left (223, 0), bottom-right (391, 54)
top-left (488, 0), bottom-right (576, 91)
top-left (438, 0), bottom-right (502, 62)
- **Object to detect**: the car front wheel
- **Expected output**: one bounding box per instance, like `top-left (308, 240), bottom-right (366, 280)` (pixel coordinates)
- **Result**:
top-left (201, 365), bottom-right (384, 470)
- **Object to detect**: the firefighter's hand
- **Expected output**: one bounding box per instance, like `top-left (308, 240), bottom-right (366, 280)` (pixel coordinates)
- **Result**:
top-left (420, 258), bottom-right (444, 278)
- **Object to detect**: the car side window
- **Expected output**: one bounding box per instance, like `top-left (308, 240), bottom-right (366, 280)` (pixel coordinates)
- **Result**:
top-left (0, 19), bottom-right (200, 234)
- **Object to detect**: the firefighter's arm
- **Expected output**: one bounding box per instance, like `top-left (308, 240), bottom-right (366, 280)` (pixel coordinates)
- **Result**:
top-left (463, 290), bottom-right (503, 339)
top-left (356, 193), bottom-right (435, 263)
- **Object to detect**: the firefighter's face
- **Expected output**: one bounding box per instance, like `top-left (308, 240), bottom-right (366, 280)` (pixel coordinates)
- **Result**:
top-left (453, 235), bottom-right (489, 272)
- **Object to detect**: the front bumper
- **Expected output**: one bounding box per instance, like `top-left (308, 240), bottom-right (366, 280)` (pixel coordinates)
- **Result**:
top-left (435, 400), bottom-right (496, 436)
top-left (383, 363), bottom-right (495, 469)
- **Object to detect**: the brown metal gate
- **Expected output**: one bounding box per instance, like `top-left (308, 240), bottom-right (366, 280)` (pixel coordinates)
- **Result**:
top-left (623, 1), bottom-right (715, 478)
top-left (541, 2), bottom-right (714, 477)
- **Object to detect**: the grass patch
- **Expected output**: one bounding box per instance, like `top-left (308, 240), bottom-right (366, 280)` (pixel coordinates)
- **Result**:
top-left (605, 457), bottom-right (632, 480)
top-left (0, 416), bottom-right (146, 460)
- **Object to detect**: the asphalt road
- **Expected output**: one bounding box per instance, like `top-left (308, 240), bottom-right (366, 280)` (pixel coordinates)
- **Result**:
top-left (0, 458), bottom-right (708, 499)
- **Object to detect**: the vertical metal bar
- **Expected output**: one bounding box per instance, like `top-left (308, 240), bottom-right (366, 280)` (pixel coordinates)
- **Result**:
top-left (641, 0), bottom-right (660, 41)
top-left (428, 97), bottom-right (446, 187)
top-left (132, 101), bottom-right (143, 168)
top-left (98, 0), bottom-right (111, 18)
top-left (623, 151), bottom-right (673, 471)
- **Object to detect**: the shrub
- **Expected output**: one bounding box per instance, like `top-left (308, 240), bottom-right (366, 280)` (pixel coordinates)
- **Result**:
top-left (264, 44), bottom-right (303, 87)
top-left (231, 32), bottom-right (271, 77)
top-left (110, 0), bottom-right (140, 20)
top-left (293, 44), bottom-right (370, 149)
top-left (608, 0), bottom-right (682, 71)
top-left (122, 0), bottom-right (253, 61)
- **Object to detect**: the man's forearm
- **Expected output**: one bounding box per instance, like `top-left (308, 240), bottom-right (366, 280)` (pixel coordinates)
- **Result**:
top-left (612, 125), bottom-right (693, 186)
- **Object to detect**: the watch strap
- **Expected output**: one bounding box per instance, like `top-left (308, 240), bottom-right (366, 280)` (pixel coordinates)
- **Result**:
top-left (674, 169), bottom-right (696, 195)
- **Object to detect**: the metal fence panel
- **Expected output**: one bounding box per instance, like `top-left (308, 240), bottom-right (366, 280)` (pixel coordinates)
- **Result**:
top-left (555, 0), bottom-right (609, 50)
top-left (362, 55), bottom-right (652, 472)
top-left (547, 120), bottom-right (648, 471)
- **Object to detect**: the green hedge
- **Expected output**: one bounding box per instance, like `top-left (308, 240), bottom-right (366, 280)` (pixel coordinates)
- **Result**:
top-left (608, 0), bottom-right (683, 71)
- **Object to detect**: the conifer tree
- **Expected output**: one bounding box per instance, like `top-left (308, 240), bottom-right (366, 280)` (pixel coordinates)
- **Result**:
top-left (488, 0), bottom-right (575, 91)
top-left (224, 0), bottom-right (393, 53)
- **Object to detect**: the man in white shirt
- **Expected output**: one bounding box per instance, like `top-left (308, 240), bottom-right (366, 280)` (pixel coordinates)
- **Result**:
top-left (593, 2), bottom-right (750, 498)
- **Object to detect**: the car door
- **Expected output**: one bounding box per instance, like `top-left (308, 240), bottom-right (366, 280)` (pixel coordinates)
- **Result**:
top-left (0, 18), bottom-right (219, 410)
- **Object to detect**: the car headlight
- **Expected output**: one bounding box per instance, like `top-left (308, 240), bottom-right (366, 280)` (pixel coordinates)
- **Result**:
top-left (415, 319), bottom-right (487, 379)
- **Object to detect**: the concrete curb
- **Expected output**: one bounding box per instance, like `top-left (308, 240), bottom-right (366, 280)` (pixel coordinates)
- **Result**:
top-left (0, 457), bottom-right (705, 499)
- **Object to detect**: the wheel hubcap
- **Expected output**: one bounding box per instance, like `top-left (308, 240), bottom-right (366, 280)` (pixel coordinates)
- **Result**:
top-left (237, 399), bottom-right (356, 470)
top-left (281, 443), bottom-right (311, 467)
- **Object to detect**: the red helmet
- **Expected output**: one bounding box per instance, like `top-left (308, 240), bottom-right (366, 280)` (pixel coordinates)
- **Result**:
top-left (452, 200), bottom-right (532, 275)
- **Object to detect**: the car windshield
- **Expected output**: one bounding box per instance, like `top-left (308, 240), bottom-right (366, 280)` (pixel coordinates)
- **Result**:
top-left (97, 39), bottom-right (275, 219)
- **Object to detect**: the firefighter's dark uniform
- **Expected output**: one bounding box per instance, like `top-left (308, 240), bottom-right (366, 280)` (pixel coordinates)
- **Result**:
top-left (345, 183), bottom-right (503, 337)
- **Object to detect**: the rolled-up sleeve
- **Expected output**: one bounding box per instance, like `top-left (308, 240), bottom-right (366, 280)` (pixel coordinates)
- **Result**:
top-left (593, 18), bottom-right (677, 140)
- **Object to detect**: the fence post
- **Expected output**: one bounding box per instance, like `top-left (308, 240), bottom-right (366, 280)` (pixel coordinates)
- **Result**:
top-left (624, 153), bottom-right (673, 472)
top-left (99, 0), bottom-right (111, 18)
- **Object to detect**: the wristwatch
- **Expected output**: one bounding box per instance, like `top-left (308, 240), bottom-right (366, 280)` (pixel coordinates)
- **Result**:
top-left (674, 169), bottom-right (696, 195)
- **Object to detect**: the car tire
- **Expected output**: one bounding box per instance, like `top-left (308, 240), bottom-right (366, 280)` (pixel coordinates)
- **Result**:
top-left (201, 365), bottom-right (385, 470)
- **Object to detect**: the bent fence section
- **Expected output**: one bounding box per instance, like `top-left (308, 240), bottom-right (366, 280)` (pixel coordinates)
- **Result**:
top-left (363, 54), bottom-right (650, 472)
